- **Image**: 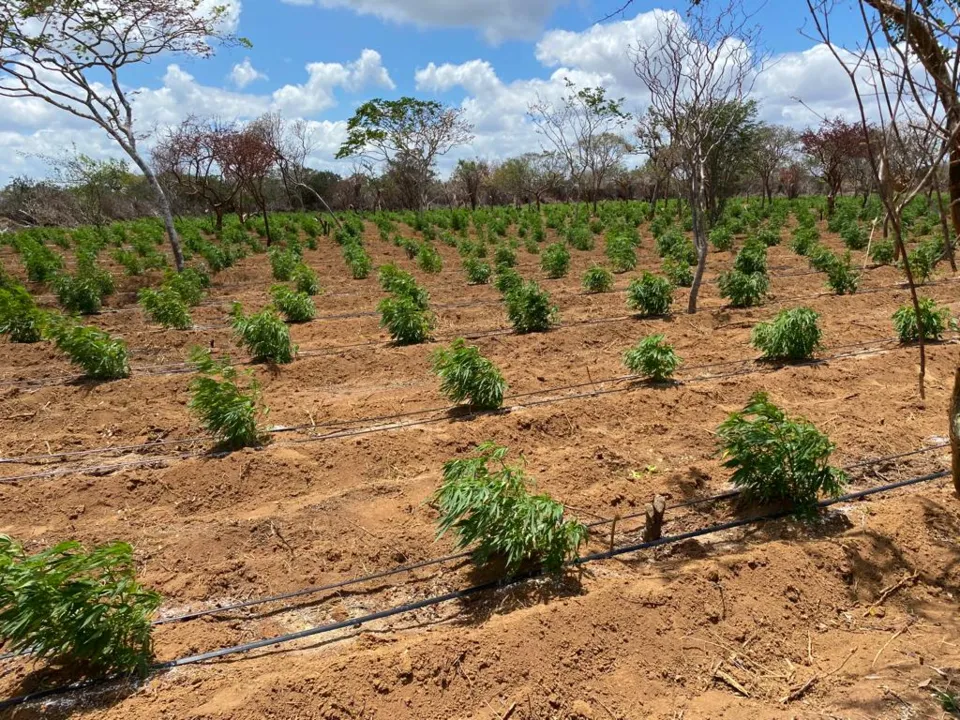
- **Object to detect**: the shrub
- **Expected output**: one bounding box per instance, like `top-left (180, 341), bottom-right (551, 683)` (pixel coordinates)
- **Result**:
top-left (709, 225), bottom-right (734, 251)
top-left (824, 252), bottom-right (859, 295)
top-left (417, 243), bottom-right (443, 274)
top-left (164, 267), bottom-right (209, 306)
top-left (733, 241), bottom-right (767, 275)
top-left (751, 307), bottom-right (822, 361)
top-left (342, 242), bottom-right (372, 279)
top-left (605, 233), bottom-right (637, 273)
top-left (433, 443), bottom-right (587, 573)
top-left (626, 272), bottom-right (673, 317)
top-left (291, 263), bottom-right (321, 296)
top-left (566, 225), bottom-right (594, 251)
top-left (270, 285), bottom-right (316, 323)
top-left (0, 285), bottom-right (45, 343)
top-left (718, 269), bottom-right (769, 308)
top-left (582, 264), bottom-right (614, 294)
top-left (840, 221), bottom-right (868, 250)
top-left (892, 297), bottom-right (951, 343)
top-left (45, 320), bottom-right (130, 380)
top-left (905, 240), bottom-right (940, 284)
top-left (432, 339), bottom-right (507, 410)
top-left (494, 267), bottom-right (523, 297)
top-left (623, 334), bottom-right (681, 381)
top-left (662, 257), bottom-right (693, 287)
top-left (138, 287), bottom-right (192, 329)
top-left (493, 244), bottom-right (517, 269)
top-left (505, 281), bottom-right (557, 333)
top-left (188, 348), bottom-right (264, 449)
top-left (540, 242), bottom-right (571, 279)
top-left (378, 264), bottom-right (429, 308)
top-left (268, 247), bottom-right (299, 281)
top-left (231, 304), bottom-right (296, 363)
top-left (791, 227), bottom-right (820, 257)
top-left (752, 225), bottom-right (781, 247)
top-left (18, 240), bottom-right (63, 283)
top-left (0, 535), bottom-right (160, 677)
top-left (869, 238), bottom-right (895, 266)
top-left (716, 392), bottom-right (846, 516)
top-left (378, 294), bottom-right (435, 345)
top-left (52, 272), bottom-right (108, 315)
top-left (464, 257), bottom-right (492, 285)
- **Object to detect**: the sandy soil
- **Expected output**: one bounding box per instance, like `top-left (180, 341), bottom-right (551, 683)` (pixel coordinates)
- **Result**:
top-left (1, 217), bottom-right (959, 719)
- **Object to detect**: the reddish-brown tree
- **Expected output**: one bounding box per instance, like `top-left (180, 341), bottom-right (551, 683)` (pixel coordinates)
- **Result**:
top-left (799, 118), bottom-right (868, 217)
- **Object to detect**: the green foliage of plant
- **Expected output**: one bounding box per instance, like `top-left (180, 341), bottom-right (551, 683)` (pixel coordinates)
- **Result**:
top-left (188, 348), bottom-right (264, 449)
top-left (566, 224), bottom-right (594, 251)
top-left (752, 225), bottom-right (781, 247)
top-left (432, 339), bottom-right (507, 410)
top-left (52, 271), bottom-right (108, 315)
top-left (709, 225), bottom-right (734, 251)
top-left (623, 334), bottom-right (681, 381)
top-left (540, 242), bottom-right (571, 279)
top-left (45, 319), bottom-right (130, 380)
top-left (751, 307), bottom-right (822, 361)
top-left (417, 243), bottom-right (444, 274)
top-left (824, 252), bottom-right (859, 295)
top-left (138, 287), bottom-right (192, 329)
top-left (433, 443), bottom-right (587, 574)
top-left (733, 241), bottom-right (768, 275)
top-left (582, 264), bottom-right (614, 293)
top-left (231, 304), bottom-right (296, 363)
top-left (464, 257), bottom-right (492, 285)
top-left (378, 264), bottom-right (429, 308)
top-left (494, 267), bottom-right (523, 297)
top-left (807, 244), bottom-right (836, 273)
top-left (0, 535), bottom-right (160, 677)
top-left (343, 242), bottom-right (372, 279)
top-left (656, 227), bottom-right (697, 265)
top-left (505, 280), bottom-right (558, 333)
top-left (604, 233), bottom-right (637, 273)
top-left (905, 239), bottom-right (941, 284)
top-left (662, 256), bottom-right (693, 287)
top-left (493, 244), bottom-right (517, 269)
top-left (840, 221), bottom-right (868, 250)
top-left (0, 285), bottom-right (45, 343)
top-left (626, 272), bottom-right (674, 316)
top-left (18, 239), bottom-right (63, 283)
top-left (268, 247), bottom-right (300, 281)
top-left (791, 226), bottom-right (820, 257)
top-left (718, 269), bottom-right (769, 308)
top-left (717, 392), bottom-right (846, 516)
top-left (378, 294), bottom-right (435, 345)
top-left (163, 267), bottom-right (209, 307)
top-left (292, 263), bottom-right (321, 296)
top-left (869, 239), bottom-right (895, 266)
top-left (892, 297), bottom-right (951, 343)
top-left (270, 285), bottom-right (316, 323)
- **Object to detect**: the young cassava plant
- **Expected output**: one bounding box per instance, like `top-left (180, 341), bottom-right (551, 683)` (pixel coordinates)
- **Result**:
top-left (45, 319), bottom-right (130, 380)
top-left (432, 338), bottom-right (507, 410)
top-left (505, 280), bottom-right (558, 333)
top-left (751, 307), bottom-right (823, 361)
top-left (188, 347), bottom-right (265, 449)
top-left (231, 304), bottom-right (296, 363)
top-left (626, 272), bottom-right (673, 316)
top-left (270, 285), bottom-right (316, 323)
top-left (892, 297), bottom-right (951, 343)
top-left (582, 265), bottom-right (614, 294)
top-left (623, 334), bottom-right (681, 382)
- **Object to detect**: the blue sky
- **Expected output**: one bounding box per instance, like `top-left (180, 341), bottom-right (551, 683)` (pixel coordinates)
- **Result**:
top-left (0, 0), bottom-right (869, 181)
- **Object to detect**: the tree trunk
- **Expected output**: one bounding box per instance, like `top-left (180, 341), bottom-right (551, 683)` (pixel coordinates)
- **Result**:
top-left (951, 367), bottom-right (960, 496)
top-left (140, 161), bottom-right (184, 272)
top-left (214, 208), bottom-right (224, 235)
top-left (261, 207), bottom-right (272, 246)
top-left (827, 191), bottom-right (836, 218)
top-left (949, 142), bottom-right (960, 257)
top-left (934, 183), bottom-right (957, 271)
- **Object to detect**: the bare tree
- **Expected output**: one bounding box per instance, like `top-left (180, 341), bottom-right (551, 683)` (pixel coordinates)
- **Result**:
top-left (632, 3), bottom-right (766, 313)
top-left (153, 117), bottom-right (243, 234)
top-left (529, 81), bottom-right (631, 214)
top-left (806, 0), bottom-right (960, 400)
top-left (452, 159), bottom-right (490, 210)
top-left (0, 0), bottom-right (244, 270)
top-left (752, 124), bottom-right (799, 205)
top-left (234, 119), bottom-right (277, 244)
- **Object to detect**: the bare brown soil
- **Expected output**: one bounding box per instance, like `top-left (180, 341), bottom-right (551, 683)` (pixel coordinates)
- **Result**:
top-left (1, 219), bottom-right (960, 719)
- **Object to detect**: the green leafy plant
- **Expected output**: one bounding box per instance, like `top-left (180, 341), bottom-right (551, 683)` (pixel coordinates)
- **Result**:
top-left (905, 240), bottom-right (940, 284)
top-left (662, 256), bottom-right (693, 287)
top-left (378, 264), bottom-right (429, 308)
top-left (0, 535), bottom-right (160, 677)
top-left (292, 263), bottom-right (321, 296)
top-left (840, 221), bottom-right (868, 250)
top-left (138, 287), bottom-right (192, 329)
top-left (623, 334), bottom-right (681, 381)
top-left (164, 267), bottom-right (209, 306)
top-left (868, 239), bottom-right (895, 266)
top-left (656, 227), bottom-right (696, 265)
top-left (709, 225), bottom-right (734, 251)
top-left (463, 257), bottom-right (492, 285)
top-left (892, 297), bottom-right (951, 343)
top-left (494, 267), bottom-right (523, 297)
top-left (505, 280), bottom-right (558, 333)
top-left (45, 319), bottom-right (130, 380)
top-left (627, 272), bottom-right (674, 316)
top-left (433, 443), bottom-right (588, 574)
top-left (188, 347), bottom-right (264, 449)
top-left (432, 339), bottom-right (507, 410)
top-left (718, 269), bottom-right (769, 308)
top-left (268, 247), bottom-right (300, 281)
top-left (733, 241), bottom-right (767, 275)
top-left (231, 304), bottom-right (296, 363)
top-left (343, 242), bottom-right (372, 279)
top-left (493, 244), bottom-right (517, 269)
top-left (566, 224), bottom-right (594, 251)
top-left (582, 264), bottom-right (614, 293)
top-left (540, 242), bottom-right (571, 279)
top-left (378, 294), bottom-right (435, 345)
top-left (52, 272), bottom-right (109, 315)
top-left (17, 239), bottom-right (63, 283)
top-left (605, 233), bottom-right (637, 273)
top-left (751, 307), bottom-right (823, 361)
top-left (717, 392), bottom-right (846, 516)
top-left (824, 252), bottom-right (859, 295)
top-left (417, 243), bottom-right (444, 273)
top-left (270, 285), bottom-right (316, 323)
top-left (0, 285), bottom-right (46, 343)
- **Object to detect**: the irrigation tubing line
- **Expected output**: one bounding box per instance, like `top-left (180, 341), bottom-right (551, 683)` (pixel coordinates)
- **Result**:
top-left (0, 335), bottom-right (948, 481)
top-left (0, 468), bottom-right (948, 712)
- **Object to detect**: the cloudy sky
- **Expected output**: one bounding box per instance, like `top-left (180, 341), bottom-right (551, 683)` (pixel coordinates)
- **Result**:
top-left (0, 0), bottom-right (870, 183)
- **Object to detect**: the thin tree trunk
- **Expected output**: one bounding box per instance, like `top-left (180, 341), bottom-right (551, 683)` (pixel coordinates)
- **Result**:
top-left (261, 207), bottom-right (272, 246)
top-left (140, 162), bottom-right (184, 272)
top-left (934, 183), bottom-right (957, 271)
top-left (951, 367), bottom-right (960, 496)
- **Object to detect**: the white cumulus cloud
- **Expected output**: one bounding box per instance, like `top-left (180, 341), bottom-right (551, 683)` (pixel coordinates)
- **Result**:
top-left (229, 58), bottom-right (268, 88)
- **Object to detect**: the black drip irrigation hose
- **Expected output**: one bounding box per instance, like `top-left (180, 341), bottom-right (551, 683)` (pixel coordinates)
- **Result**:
top-left (0, 468), bottom-right (948, 712)
top-left (0, 334), bottom-right (947, 482)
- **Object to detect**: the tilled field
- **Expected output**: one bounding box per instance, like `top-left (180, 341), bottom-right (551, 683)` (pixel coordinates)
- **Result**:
top-left (1, 220), bottom-right (959, 719)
